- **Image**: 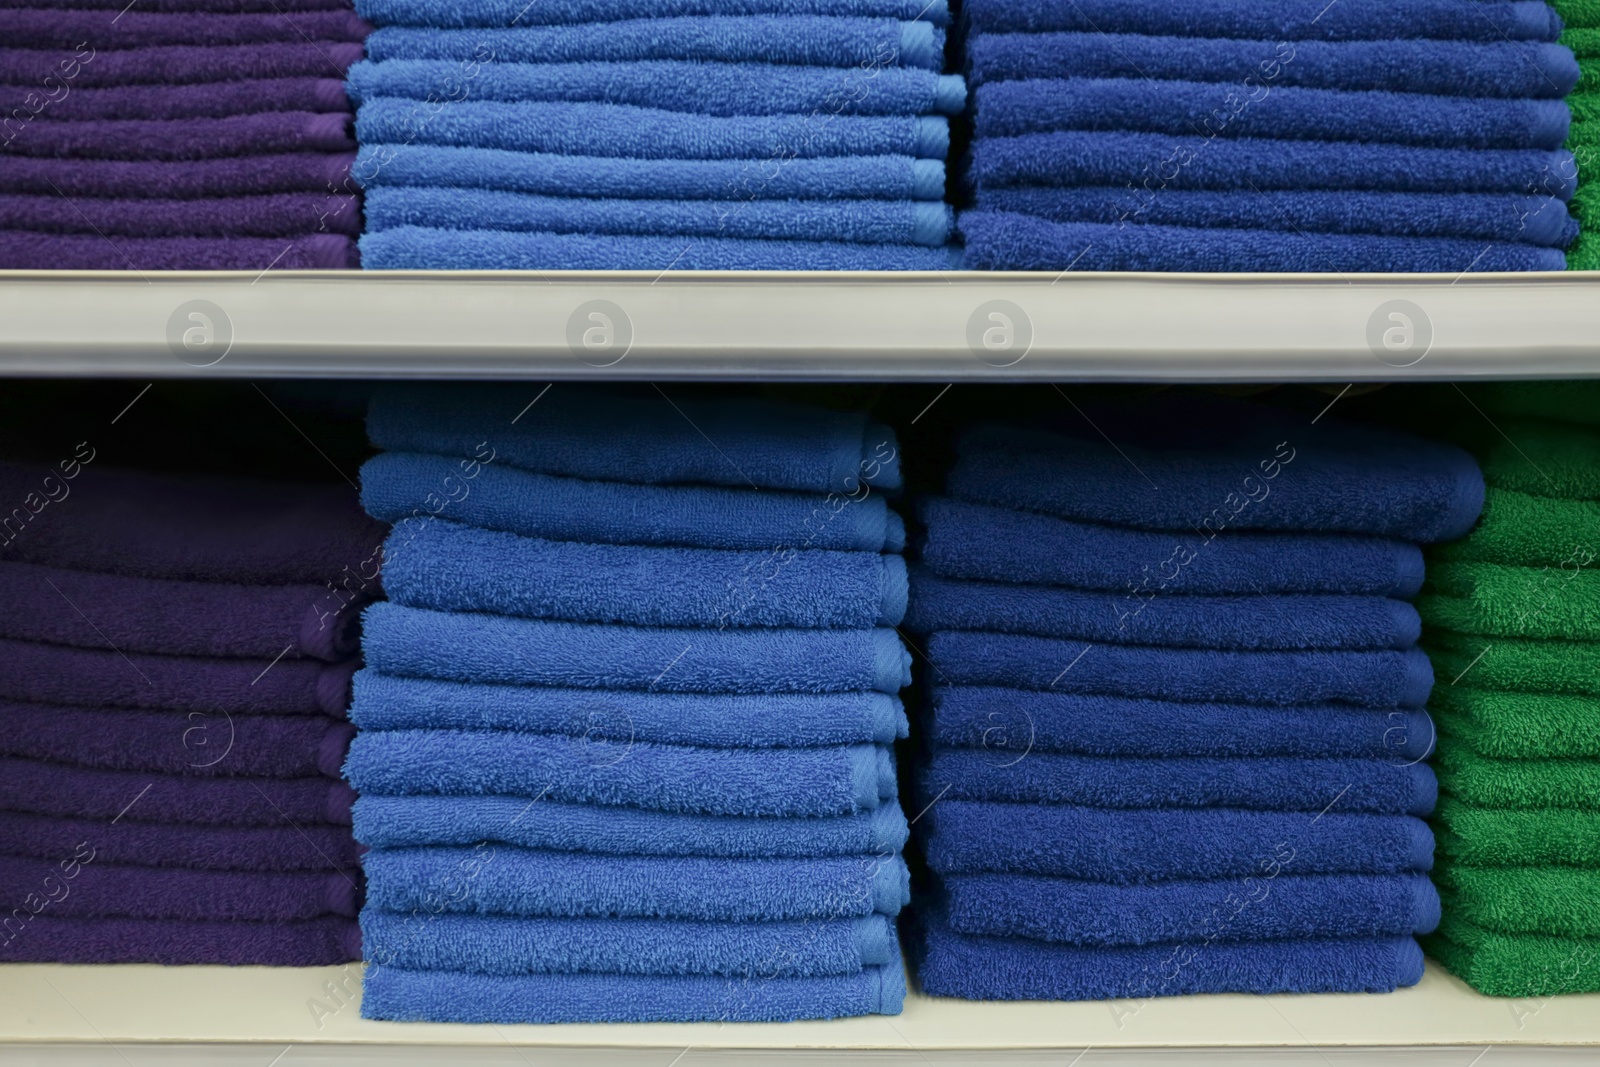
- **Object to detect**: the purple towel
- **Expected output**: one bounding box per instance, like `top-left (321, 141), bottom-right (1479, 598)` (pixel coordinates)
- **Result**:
top-left (0, 153), bottom-right (356, 197)
top-left (0, 43), bottom-right (364, 86)
top-left (0, 702), bottom-right (354, 777)
top-left (19, 79), bottom-right (352, 121)
top-left (0, 8), bottom-right (372, 47)
top-left (0, 193), bottom-right (361, 238)
top-left (0, 559), bottom-right (368, 659)
top-left (0, 853), bottom-right (360, 921)
top-left (0, 756), bottom-right (356, 826)
top-left (6, 112), bottom-right (353, 160)
top-left (4, 0), bottom-right (354, 10)
top-left (0, 915), bottom-right (361, 965)
top-left (0, 232), bottom-right (360, 269)
top-left (0, 810), bottom-right (361, 871)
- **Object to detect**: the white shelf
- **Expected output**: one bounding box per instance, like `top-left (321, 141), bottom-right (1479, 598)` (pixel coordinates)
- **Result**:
top-left (2, 962), bottom-right (1597, 1064)
top-left (3, 271), bottom-right (1600, 380)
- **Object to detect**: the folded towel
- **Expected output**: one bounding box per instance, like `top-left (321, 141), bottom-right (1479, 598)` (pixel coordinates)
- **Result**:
top-left (23, 0), bottom-right (353, 9)
top-left (926, 633), bottom-right (1434, 708)
top-left (363, 602), bottom-right (911, 695)
top-left (361, 453), bottom-right (904, 553)
top-left (967, 33), bottom-right (1581, 99)
top-left (363, 20), bottom-right (945, 69)
top-left (1437, 867), bottom-right (1600, 937)
top-left (969, 133), bottom-right (1578, 199)
top-left (958, 211), bottom-right (1569, 272)
top-left (354, 0), bottom-right (949, 25)
top-left (975, 187), bottom-right (1579, 248)
top-left (975, 79), bottom-right (1572, 151)
top-left (0, 915), bottom-right (359, 965)
top-left (0, 192), bottom-right (362, 238)
top-left (360, 963), bottom-right (904, 1022)
top-left (1429, 685), bottom-right (1600, 758)
top-left (908, 571), bottom-right (1420, 650)
top-left (0, 233), bottom-right (359, 270)
top-left (352, 671), bottom-right (907, 746)
top-left (0, 810), bottom-right (360, 871)
top-left (346, 60), bottom-right (965, 116)
top-left (0, 756), bottom-right (355, 827)
top-left (1427, 631), bottom-right (1600, 697)
top-left (0, 44), bottom-right (365, 87)
top-left (352, 794), bottom-right (907, 857)
top-left (0, 8), bottom-right (372, 47)
top-left (918, 498), bottom-right (1425, 598)
top-left (363, 846), bottom-right (909, 920)
top-left (1434, 797), bottom-right (1600, 867)
top-left (1422, 560), bottom-right (1600, 639)
top-left (17, 79), bottom-right (352, 120)
top-left (369, 384), bottom-right (902, 493)
top-left (361, 910), bottom-right (896, 977)
top-left (1426, 916), bottom-right (1600, 996)
top-left (1451, 417), bottom-right (1600, 495)
top-left (927, 686), bottom-right (1433, 760)
top-left (1459, 380), bottom-right (1600, 425)
top-left (923, 800), bottom-right (1434, 878)
top-left (943, 872), bottom-right (1439, 944)
top-left (1433, 746), bottom-right (1600, 810)
top-left (0, 153), bottom-right (356, 198)
top-left (381, 519), bottom-right (906, 629)
top-left (1434, 489), bottom-right (1600, 568)
top-left (343, 731), bottom-right (895, 817)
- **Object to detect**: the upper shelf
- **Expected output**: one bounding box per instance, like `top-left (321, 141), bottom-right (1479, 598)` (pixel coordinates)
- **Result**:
top-left (3, 270), bottom-right (1599, 381)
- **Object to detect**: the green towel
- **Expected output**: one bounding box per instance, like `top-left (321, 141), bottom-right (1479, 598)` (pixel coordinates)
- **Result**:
top-left (1436, 797), bottom-right (1600, 866)
top-left (1432, 685), bottom-right (1600, 758)
top-left (1554, 0), bottom-right (1600, 27)
top-left (1420, 560), bottom-right (1600, 640)
top-left (1431, 490), bottom-right (1600, 568)
top-left (1566, 27), bottom-right (1600, 57)
top-left (1426, 630), bottom-right (1600, 696)
top-left (1437, 868), bottom-right (1600, 937)
top-left (1425, 917), bottom-right (1600, 996)
top-left (1461, 382), bottom-right (1600, 427)
top-left (1435, 747), bottom-right (1600, 810)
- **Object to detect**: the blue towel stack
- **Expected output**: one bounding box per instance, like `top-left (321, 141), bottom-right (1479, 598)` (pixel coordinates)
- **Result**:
top-left (345, 384), bottom-right (914, 1023)
top-left (958, 0), bottom-right (1581, 270)
top-left (906, 392), bottom-right (1487, 1000)
top-left (345, 0), bottom-right (965, 269)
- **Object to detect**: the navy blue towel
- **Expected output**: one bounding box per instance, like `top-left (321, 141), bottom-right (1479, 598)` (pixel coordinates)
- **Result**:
top-left (927, 686), bottom-right (1434, 760)
top-left (918, 499), bottom-right (1425, 598)
top-left (923, 800), bottom-right (1434, 879)
top-left (356, 0), bottom-right (950, 25)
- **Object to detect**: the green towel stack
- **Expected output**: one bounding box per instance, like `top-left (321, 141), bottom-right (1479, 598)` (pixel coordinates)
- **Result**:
top-left (1418, 382), bottom-right (1600, 995)
top-left (1558, 0), bottom-right (1600, 268)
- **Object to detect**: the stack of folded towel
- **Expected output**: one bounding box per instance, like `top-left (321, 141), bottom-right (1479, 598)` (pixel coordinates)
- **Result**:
top-left (346, 385), bottom-right (912, 1022)
top-left (0, 0), bottom-right (368, 270)
top-left (1557, 0), bottom-right (1599, 267)
top-left (345, 0), bottom-right (963, 269)
top-left (0, 461), bottom-right (382, 963)
top-left (957, 0), bottom-right (1582, 271)
top-left (905, 393), bottom-right (1485, 1000)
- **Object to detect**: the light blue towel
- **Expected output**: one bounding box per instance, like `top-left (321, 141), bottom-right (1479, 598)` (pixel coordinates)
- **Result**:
top-left (362, 846), bottom-right (911, 919)
top-left (343, 730), bottom-right (897, 816)
top-left (361, 909), bottom-right (897, 976)
top-left (360, 963), bottom-right (905, 1022)
top-left (360, 452), bottom-right (906, 553)
top-left (351, 671), bottom-right (907, 746)
top-left (363, 188), bottom-right (954, 246)
top-left (357, 98), bottom-right (951, 159)
top-left (363, 19), bottom-right (946, 69)
top-left (354, 0), bottom-right (949, 27)
top-left (352, 795), bottom-right (910, 856)
top-left (345, 60), bottom-right (966, 116)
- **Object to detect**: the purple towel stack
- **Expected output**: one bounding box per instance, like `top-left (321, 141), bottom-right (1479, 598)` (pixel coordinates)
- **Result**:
top-left (0, 458), bottom-right (388, 964)
top-left (0, 0), bottom-right (371, 270)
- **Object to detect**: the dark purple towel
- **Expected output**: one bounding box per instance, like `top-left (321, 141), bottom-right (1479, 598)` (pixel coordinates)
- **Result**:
top-left (0, 231), bottom-right (359, 269)
top-left (0, 8), bottom-right (372, 47)
top-left (0, 192), bottom-right (361, 237)
top-left (0, 702), bottom-right (355, 778)
top-left (0, 0), bottom-right (353, 10)
top-left (0, 43), bottom-right (364, 86)
top-left (0, 559), bottom-right (368, 659)
top-left (0, 638), bottom-right (356, 715)
top-left (0, 152), bottom-right (355, 197)
top-left (0, 810), bottom-right (362, 871)
top-left (6, 112), bottom-right (353, 160)
top-left (24, 79), bottom-right (352, 121)
top-left (0, 756), bottom-right (356, 826)
top-left (0, 853), bottom-right (361, 921)
top-left (0, 915), bottom-right (361, 964)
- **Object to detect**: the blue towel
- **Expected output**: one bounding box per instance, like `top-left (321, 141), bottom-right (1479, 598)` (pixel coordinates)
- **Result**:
top-left (942, 873), bottom-right (1440, 944)
top-left (363, 19), bottom-right (946, 69)
top-left (354, 145), bottom-right (947, 200)
top-left (357, 98), bottom-right (952, 159)
top-left (355, 0), bottom-right (950, 25)
top-left (976, 187), bottom-right (1579, 248)
top-left (352, 672), bottom-right (907, 746)
top-left (360, 963), bottom-right (905, 1022)
top-left (368, 383), bottom-right (903, 493)
top-left (961, 0), bottom-right (1562, 41)
top-left (361, 909), bottom-right (898, 976)
top-left (926, 633), bottom-right (1434, 708)
top-left (346, 61), bottom-right (967, 116)
top-left (361, 453), bottom-right (906, 554)
top-left (959, 211), bottom-right (1570, 272)
top-left (927, 686), bottom-right (1434, 760)
top-left (966, 33), bottom-right (1581, 99)
top-left (360, 228), bottom-right (962, 270)
top-left (344, 731), bottom-right (897, 816)
top-left (363, 846), bottom-right (910, 919)
top-left (923, 800), bottom-right (1434, 878)
top-left (975, 79), bottom-right (1572, 151)
top-left (907, 570), bottom-right (1421, 650)
top-left (362, 603), bottom-right (912, 694)
top-left (923, 750), bottom-right (1437, 814)
top-left (363, 188), bottom-right (955, 246)
top-left (969, 132), bottom-right (1579, 199)
top-left (352, 795), bottom-right (909, 856)
top-left (916, 917), bottom-right (1425, 999)
top-left (918, 499), bottom-right (1425, 598)
top-left (380, 519), bottom-right (908, 629)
